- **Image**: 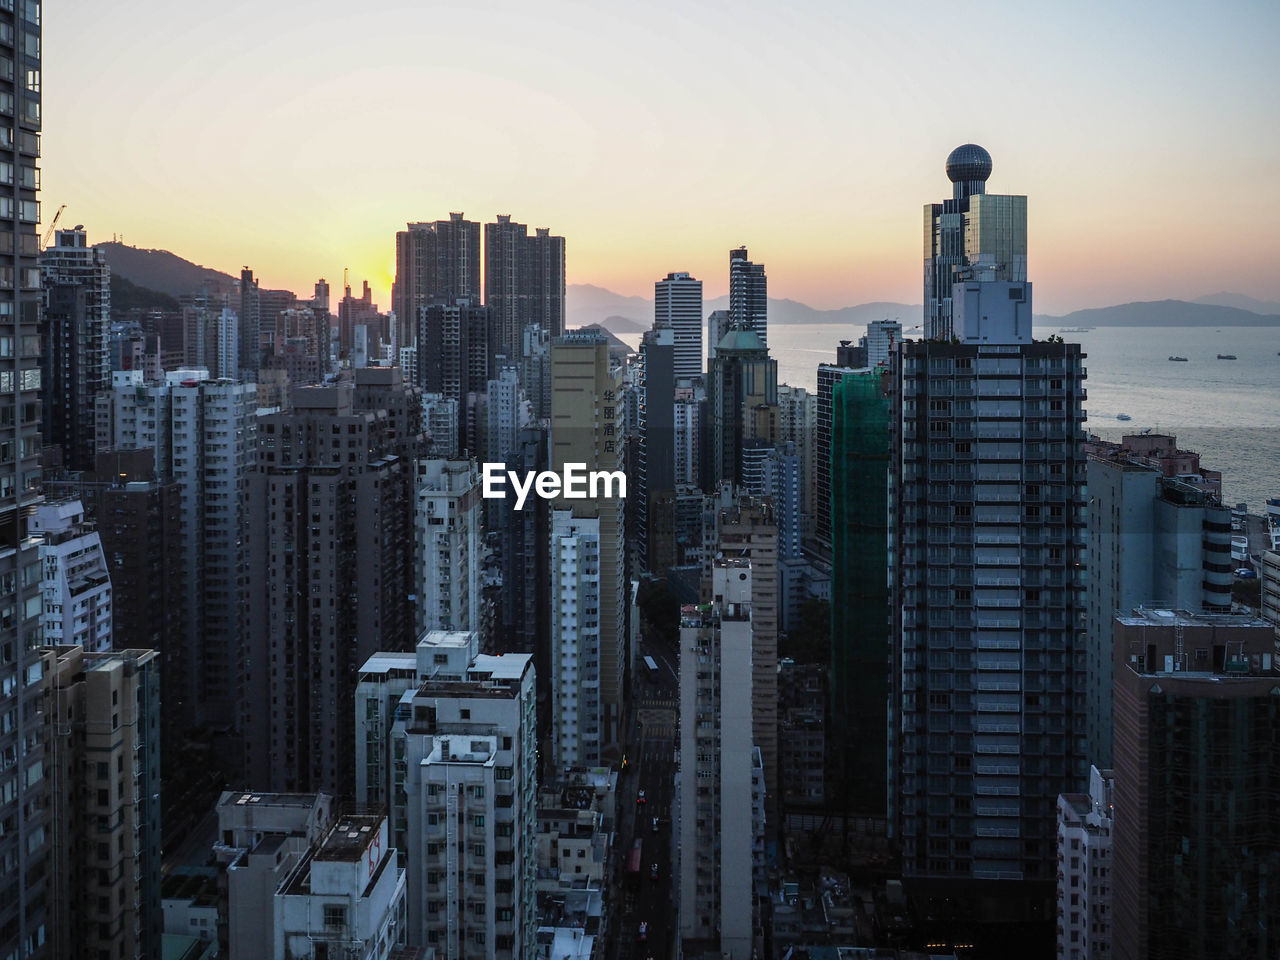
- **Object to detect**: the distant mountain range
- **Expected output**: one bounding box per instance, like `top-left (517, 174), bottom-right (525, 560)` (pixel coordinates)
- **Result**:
top-left (1036, 300), bottom-right (1280, 327)
top-left (96, 243), bottom-right (1280, 331)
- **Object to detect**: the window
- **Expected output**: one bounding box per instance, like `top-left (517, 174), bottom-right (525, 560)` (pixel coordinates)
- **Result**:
top-left (473, 815), bottom-right (484, 828)
top-left (322, 904), bottom-right (346, 928)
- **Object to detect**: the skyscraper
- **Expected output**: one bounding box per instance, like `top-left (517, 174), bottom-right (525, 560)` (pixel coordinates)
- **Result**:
top-left (829, 369), bottom-right (891, 816)
top-left (677, 559), bottom-right (764, 959)
top-left (484, 215), bottom-right (566, 362)
top-left (1084, 440), bottom-right (1231, 768)
top-left (394, 213), bottom-right (482, 349)
top-left (42, 645), bottom-right (163, 960)
top-left (365, 632), bottom-right (539, 953)
top-left (31, 499), bottom-right (112, 652)
top-left (638, 326), bottom-right (676, 571)
top-left (549, 334), bottom-right (626, 757)
top-left (708, 326), bottom-right (776, 489)
top-left (890, 145), bottom-right (1086, 926)
top-left (245, 375), bottom-right (416, 795)
top-left (655, 271), bottom-right (703, 379)
top-left (923, 144), bottom-right (1027, 340)
top-left (415, 458), bottom-right (483, 637)
top-left (416, 300), bottom-right (491, 454)
top-left (40, 226), bottom-right (110, 472)
top-left (728, 246), bottom-right (767, 348)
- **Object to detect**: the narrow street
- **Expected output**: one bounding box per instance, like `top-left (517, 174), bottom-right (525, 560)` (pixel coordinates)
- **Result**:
top-left (614, 623), bottom-right (680, 960)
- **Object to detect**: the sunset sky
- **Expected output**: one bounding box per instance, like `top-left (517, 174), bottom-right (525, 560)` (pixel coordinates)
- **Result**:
top-left (43, 0), bottom-right (1280, 314)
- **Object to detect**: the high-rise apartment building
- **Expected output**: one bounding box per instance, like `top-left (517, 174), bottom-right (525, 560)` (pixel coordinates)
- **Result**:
top-left (100, 369), bottom-right (258, 747)
top-left (829, 369), bottom-right (890, 815)
top-left (0, 6), bottom-right (45, 953)
top-left (45, 450), bottom-right (186, 767)
top-left (366, 632), bottom-right (539, 954)
top-left (728, 247), bottom-right (767, 348)
top-left (394, 214), bottom-right (482, 349)
top-left (417, 300), bottom-right (491, 454)
top-left (655, 271), bottom-right (703, 380)
top-left (638, 326), bottom-right (675, 571)
top-left (40, 226), bottom-right (110, 472)
top-left (924, 144), bottom-right (1027, 340)
top-left (1110, 609), bottom-right (1280, 960)
top-left (1056, 765), bottom-right (1114, 960)
top-left (485, 215), bottom-right (566, 361)
top-left (416, 458), bottom-right (483, 636)
top-left (677, 559), bottom-right (763, 959)
top-left (550, 509), bottom-right (603, 768)
top-left (549, 333), bottom-right (626, 756)
top-left (496, 424), bottom-right (550, 684)
top-left (706, 308), bottom-right (730, 363)
top-left (245, 376), bottom-right (416, 795)
top-left (814, 362), bottom-right (861, 555)
top-left (42, 645), bottom-right (163, 960)
top-left (863, 319), bottom-right (902, 370)
top-left (1084, 443), bottom-right (1232, 767)
top-left (889, 145), bottom-right (1086, 923)
top-left (708, 327), bottom-right (776, 490)
top-left (710, 494), bottom-right (779, 826)
top-left (32, 499), bottom-right (112, 652)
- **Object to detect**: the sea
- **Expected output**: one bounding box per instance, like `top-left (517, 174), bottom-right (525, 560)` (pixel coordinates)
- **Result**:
top-left (616, 323), bottom-right (1280, 513)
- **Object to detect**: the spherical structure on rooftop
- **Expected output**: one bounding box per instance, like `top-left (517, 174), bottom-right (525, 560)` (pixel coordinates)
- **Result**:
top-left (946, 143), bottom-right (993, 183)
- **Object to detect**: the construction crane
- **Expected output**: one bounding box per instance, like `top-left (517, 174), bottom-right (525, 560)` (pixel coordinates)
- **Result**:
top-left (41, 203), bottom-right (66, 249)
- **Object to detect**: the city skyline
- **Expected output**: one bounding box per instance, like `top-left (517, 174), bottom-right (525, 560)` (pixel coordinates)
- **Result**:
top-left (42, 0), bottom-right (1280, 315)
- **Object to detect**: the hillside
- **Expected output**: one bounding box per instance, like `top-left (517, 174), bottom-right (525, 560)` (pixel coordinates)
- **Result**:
top-left (1036, 300), bottom-right (1280, 327)
top-left (110, 274), bottom-right (180, 312)
top-left (98, 242), bottom-right (238, 299)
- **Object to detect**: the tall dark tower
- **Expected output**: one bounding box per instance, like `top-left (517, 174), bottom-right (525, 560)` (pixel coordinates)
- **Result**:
top-left (393, 213), bottom-right (482, 350)
top-left (1, 0), bottom-right (48, 955)
top-left (890, 145), bottom-right (1085, 944)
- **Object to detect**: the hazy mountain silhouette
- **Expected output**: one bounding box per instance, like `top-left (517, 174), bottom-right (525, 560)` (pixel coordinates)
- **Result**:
top-left (98, 242), bottom-right (238, 299)
top-left (94, 247), bottom-right (1280, 332)
top-left (1035, 300), bottom-right (1280, 327)
top-left (1191, 292), bottom-right (1280, 315)
top-left (567, 283), bottom-right (920, 335)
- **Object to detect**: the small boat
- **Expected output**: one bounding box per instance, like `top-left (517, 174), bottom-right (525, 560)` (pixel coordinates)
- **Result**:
top-left (1168, 356), bottom-right (1188, 361)
top-left (1217, 354), bottom-right (1237, 360)
top-left (1060, 327), bottom-right (1092, 334)
top-left (1117, 413), bottom-right (1132, 421)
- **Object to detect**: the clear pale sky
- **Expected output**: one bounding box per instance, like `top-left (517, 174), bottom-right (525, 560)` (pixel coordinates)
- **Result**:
top-left (43, 0), bottom-right (1280, 313)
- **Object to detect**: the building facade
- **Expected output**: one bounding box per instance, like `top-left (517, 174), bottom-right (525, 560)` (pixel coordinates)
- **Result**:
top-left (728, 247), bottom-right (767, 348)
top-left (1084, 447), bottom-right (1231, 767)
top-left (245, 377), bottom-right (416, 795)
top-left (40, 226), bottom-right (110, 472)
top-left (829, 369), bottom-right (891, 816)
top-left (924, 144), bottom-right (1027, 340)
top-left (655, 271), bottom-right (703, 380)
top-left (1110, 609), bottom-right (1280, 960)
top-left (394, 214), bottom-right (483, 350)
top-left (677, 559), bottom-right (760, 959)
top-left (416, 458), bottom-right (483, 636)
top-left (32, 499), bottom-right (112, 652)
top-left (1055, 766), bottom-right (1114, 960)
top-left (387, 636), bottom-right (539, 956)
top-left (42, 645), bottom-right (163, 960)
